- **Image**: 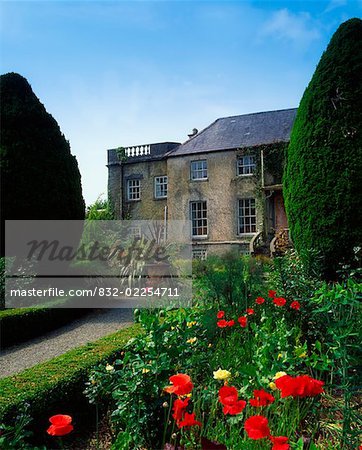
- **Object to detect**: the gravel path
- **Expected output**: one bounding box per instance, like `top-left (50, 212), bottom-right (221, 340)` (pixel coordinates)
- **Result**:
top-left (0, 308), bottom-right (134, 378)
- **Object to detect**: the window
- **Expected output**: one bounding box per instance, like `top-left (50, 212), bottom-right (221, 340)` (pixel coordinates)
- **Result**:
top-left (192, 248), bottom-right (207, 260)
top-left (238, 198), bottom-right (256, 234)
top-left (129, 226), bottom-right (142, 238)
top-left (237, 155), bottom-right (256, 175)
top-left (127, 179), bottom-right (141, 201)
top-left (154, 176), bottom-right (168, 198)
top-left (191, 160), bottom-right (207, 180)
top-left (190, 201), bottom-right (208, 237)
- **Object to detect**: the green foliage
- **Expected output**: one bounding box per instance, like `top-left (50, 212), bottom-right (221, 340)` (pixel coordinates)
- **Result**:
top-left (0, 299), bottom-right (89, 347)
top-left (85, 307), bottom-right (215, 449)
top-left (0, 324), bottom-right (142, 425)
top-left (0, 72), bottom-right (85, 254)
top-left (283, 18), bottom-right (362, 279)
top-left (192, 253), bottom-right (265, 312)
top-left (86, 195), bottom-right (114, 220)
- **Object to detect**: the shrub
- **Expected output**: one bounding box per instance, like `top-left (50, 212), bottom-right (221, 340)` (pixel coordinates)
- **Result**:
top-left (0, 300), bottom-right (91, 347)
top-left (0, 72), bottom-right (85, 255)
top-left (283, 18), bottom-right (362, 279)
top-left (0, 323), bottom-right (142, 446)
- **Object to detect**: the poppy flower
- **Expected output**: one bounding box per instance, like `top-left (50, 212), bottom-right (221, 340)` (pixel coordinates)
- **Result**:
top-left (218, 386), bottom-right (238, 405)
top-left (249, 389), bottom-right (275, 407)
top-left (256, 297), bottom-right (265, 304)
top-left (172, 397), bottom-right (190, 422)
top-left (226, 320), bottom-right (235, 327)
top-left (222, 399), bottom-right (246, 415)
top-left (275, 374), bottom-right (324, 398)
top-left (268, 290), bottom-right (277, 298)
top-left (178, 412), bottom-right (202, 428)
top-left (238, 316), bottom-right (248, 327)
top-left (218, 386), bottom-right (246, 415)
top-left (244, 415), bottom-right (270, 439)
top-left (246, 308), bottom-right (255, 315)
top-left (217, 319), bottom-right (228, 328)
top-left (165, 374), bottom-right (194, 396)
top-left (270, 436), bottom-right (290, 450)
top-left (273, 297), bottom-right (286, 307)
top-left (290, 301), bottom-right (301, 310)
top-left (47, 415), bottom-right (73, 436)
top-left (217, 311), bottom-right (225, 319)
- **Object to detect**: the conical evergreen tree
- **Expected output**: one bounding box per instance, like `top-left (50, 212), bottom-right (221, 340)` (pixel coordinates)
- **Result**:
top-left (0, 73), bottom-right (85, 253)
top-left (283, 18), bottom-right (362, 279)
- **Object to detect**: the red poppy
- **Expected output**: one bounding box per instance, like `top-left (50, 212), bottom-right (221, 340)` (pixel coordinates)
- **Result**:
top-left (218, 386), bottom-right (246, 415)
top-left (178, 412), bottom-right (202, 428)
top-left (270, 436), bottom-right (290, 450)
top-left (244, 415), bottom-right (270, 439)
top-left (217, 311), bottom-right (225, 319)
top-left (249, 389), bottom-right (275, 407)
top-left (222, 399), bottom-right (246, 415)
top-left (47, 415), bottom-right (73, 436)
top-left (217, 319), bottom-right (228, 328)
top-left (219, 386), bottom-right (238, 405)
top-left (290, 301), bottom-right (301, 310)
top-left (226, 320), bottom-right (235, 327)
top-left (268, 290), bottom-right (277, 298)
top-left (275, 374), bottom-right (324, 398)
top-left (172, 397), bottom-right (190, 422)
top-left (246, 308), bottom-right (255, 315)
top-left (165, 374), bottom-right (194, 396)
top-left (256, 297), bottom-right (265, 305)
top-left (273, 297), bottom-right (286, 307)
top-left (238, 316), bottom-right (248, 327)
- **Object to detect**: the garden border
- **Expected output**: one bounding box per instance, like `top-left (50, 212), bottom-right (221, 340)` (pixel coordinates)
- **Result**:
top-left (0, 323), bottom-right (143, 426)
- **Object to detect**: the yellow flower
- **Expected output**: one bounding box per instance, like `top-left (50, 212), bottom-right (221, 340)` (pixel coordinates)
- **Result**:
top-left (142, 368), bottom-right (150, 374)
top-left (105, 364), bottom-right (114, 372)
top-left (277, 353), bottom-right (283, 360)
top-left (208, 343), bottom-right (212, 348)
top-left (273, 371), bottom-right (287, 380)
top-left (269, 382), bottom-right (277, 391)
top-left (299, 352), bottom-right (307, 358)
top-left (213, 368), bottom-right (232, 381)
top-left (186, 321), bottom-right (197, 328)
top-left (186, 337), bottom-right (197, 344)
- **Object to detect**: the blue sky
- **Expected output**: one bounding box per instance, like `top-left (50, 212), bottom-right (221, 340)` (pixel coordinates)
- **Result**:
top-left (1, 0), bottom-right (361, 205)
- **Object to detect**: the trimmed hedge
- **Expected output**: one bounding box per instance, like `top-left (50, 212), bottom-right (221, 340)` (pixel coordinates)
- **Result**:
top-left (283, 18), bottom-right (362, 279)
top-left (0, 322), bottom-right (142, 443)
top-left (0, 300), bottom-right (93, 347)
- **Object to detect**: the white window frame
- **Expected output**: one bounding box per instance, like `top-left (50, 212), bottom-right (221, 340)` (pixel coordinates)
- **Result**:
top-left (190, 201), bottom-right (208, 238)
top-left (192, 248), bottom-right (207, 260)
top-left (127, 179), bottom-right (141, 201)
top-left (238, 198), bottom-right (257, 235)
top-left (154, 176), bottom-right (168, 199)
top-left (191, 160), bottom-right (208, 180)
top-left (237, 155), bottom-right (256, 176)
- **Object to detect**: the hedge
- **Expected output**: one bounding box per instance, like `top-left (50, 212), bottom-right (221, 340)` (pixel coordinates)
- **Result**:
top-left (0, 322), bottom-right (142, 428)
top-left (0, 299), bottom-right (93, 347)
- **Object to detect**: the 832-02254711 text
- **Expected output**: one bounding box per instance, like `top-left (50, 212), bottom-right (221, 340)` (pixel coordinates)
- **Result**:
top-left (9, 286), bottom-right (181, 298)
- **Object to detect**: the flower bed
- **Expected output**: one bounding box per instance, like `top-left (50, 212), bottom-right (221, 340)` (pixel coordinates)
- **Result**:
top-left (2, 254), bottom-right (361, 449)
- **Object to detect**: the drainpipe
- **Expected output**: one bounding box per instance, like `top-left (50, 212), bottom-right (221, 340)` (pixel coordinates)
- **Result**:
top-left (261, 148), bottom-right (265, 189)
top-left (164, 205), bottom-right (168, 244)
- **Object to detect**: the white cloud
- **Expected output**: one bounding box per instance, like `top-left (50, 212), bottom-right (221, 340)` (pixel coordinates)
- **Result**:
top-left (324, 0), bottom-right (347, 13)
top-left (261, 9), bottom-right (320, 46)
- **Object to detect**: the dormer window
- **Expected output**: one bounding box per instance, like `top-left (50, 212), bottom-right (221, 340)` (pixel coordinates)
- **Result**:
top-left (237, 155), bottom-right (256, 176)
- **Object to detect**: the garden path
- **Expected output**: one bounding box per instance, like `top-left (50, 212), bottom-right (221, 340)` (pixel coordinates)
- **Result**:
top-left (0, 308), bottom-right (134, 378)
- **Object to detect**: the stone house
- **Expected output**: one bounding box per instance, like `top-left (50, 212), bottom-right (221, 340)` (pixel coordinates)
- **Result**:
top-left (107, 108), bottom-right (297, 258)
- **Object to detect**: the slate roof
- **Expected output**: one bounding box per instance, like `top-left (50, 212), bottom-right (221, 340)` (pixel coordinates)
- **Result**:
top-left (168, 108), bottom-right (297, 157)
